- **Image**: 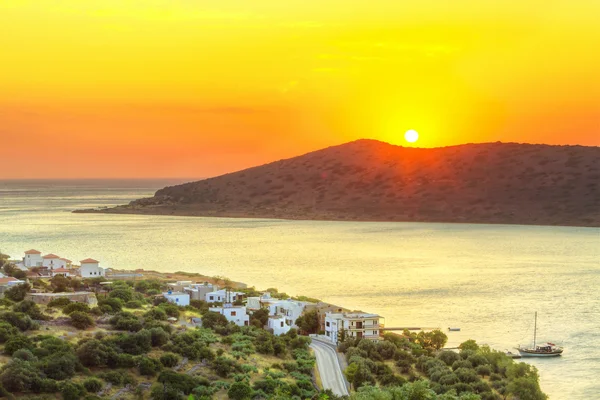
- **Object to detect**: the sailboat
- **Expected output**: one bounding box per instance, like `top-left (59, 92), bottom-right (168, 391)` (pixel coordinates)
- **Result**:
top-left (516, 312), bottom-right (563, 357)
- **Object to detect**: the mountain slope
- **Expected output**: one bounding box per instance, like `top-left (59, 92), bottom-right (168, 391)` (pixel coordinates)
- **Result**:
top-left (80, 140), bottom-right (600, 226)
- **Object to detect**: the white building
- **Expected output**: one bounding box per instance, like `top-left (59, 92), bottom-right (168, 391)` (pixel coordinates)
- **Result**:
top-left (205, 289), bottom-right (244, 304)
top-left (324, 312), bottom-right (384, 345)
top-left (209, 304), bottom-right (249, 326)
top-left (80, 258), bottom-right (105, 278)
top-left (267, 299), bottom-right (314, 335)
top-left (268, 315), bottom-right (290, 336)
top-left (23, 249), bottom-right (43, 268)
top-left (42, 254), bottom-right (67, 270)
top-left (184, 282), bottom-right (219, 301)
top-left (246, 292), bottom-right (273, 310)
top-left (163, 291), bottom-right (190, 306)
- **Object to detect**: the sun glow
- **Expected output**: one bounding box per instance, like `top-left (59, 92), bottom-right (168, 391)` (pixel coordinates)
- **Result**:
top-left (404, 130), bottom-right (419, 143)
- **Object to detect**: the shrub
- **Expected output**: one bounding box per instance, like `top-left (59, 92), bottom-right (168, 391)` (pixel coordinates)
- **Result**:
top-left (0, 311), bottom-right (37, 331)
top-left (150, 327), bottom-right (170, 346)
top-left (101, 370), bottom-right (124, 385)
top-left (125, 300), bottom-right (143, 309)
top-left (70, 311), bottom-right (95, 329)
top-left (144, 308), bottom-right (168, 321)
top-left (4, 335), bottom-right (34, 355)
top-left (228, 381), bottom-right (253, 400)
top-left (63, 302), bottom-right (91, 315)
top-left (12, 300), bottom-right (47, 320)
top-left (160, 353), bottom-right (180, 368)
top-left (109, 288), bottom-right (134, 303)
top-left (47, 297), bottom-right (71, 309)
top-left (138, 356), bottom-right (162, 377)
top-left (60, 382), bottom-right (85, 400)
top-left (97, 298), bottom-right (123, 313)
top-left (4, 284), bottom-right (30, 302)
top-left (83, 377), bottom-right (103, 393)
top-left (13, 349), bottom-right (37, 361)
top-left (0, 322), bottom-right (19, 343)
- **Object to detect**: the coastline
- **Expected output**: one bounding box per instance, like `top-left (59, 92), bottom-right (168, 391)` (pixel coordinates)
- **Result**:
top-left (73, 206), bottom-right (600, 228)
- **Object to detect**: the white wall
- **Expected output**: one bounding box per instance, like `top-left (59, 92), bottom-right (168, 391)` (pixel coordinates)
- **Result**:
top-left (24, 254), bottom-right (43, 268)
top-left (209, 306), bottom-right (249, 326)
top-left (164, 293), bottom-right (190, 306)
top-left (43, 258), bottom-right (67, 269)
top-left (81, 263), bottom-right (105, 278)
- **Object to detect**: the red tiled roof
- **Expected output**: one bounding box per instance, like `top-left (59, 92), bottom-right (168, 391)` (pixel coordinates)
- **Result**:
top-left (53, 268), bottom-right (70, 273)
top-left (59, 258), bottom-right (72, 263)
top-left (25, 249), bottom-right (41, 254)
top-left (0, 277), bottom-right (18, 284)
top-left (80, 258), bottom-right (99, 263)
top-left (43, 254), bottom-right (60, 259)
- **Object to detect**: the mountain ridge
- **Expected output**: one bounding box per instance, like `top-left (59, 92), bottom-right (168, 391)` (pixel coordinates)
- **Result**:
top-left (76, 140), bottom-right (600, 227)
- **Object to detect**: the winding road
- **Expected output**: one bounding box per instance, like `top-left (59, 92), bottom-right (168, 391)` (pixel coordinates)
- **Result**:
top-left (310, 339), bottom-right (350, 397)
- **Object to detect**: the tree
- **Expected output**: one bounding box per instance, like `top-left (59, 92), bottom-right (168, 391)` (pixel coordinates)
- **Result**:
top-left (459, 339), bottom-right (479, 352)
top-left (109, 288), bottom-right (134, 302)
top-left (50, 275), bottom-right (70, 292)
top-left (0, 322), bottom-right (19, 343)
top-left (295, 309), bottom-right (319, 334)
top-left (201, 311), bottom-right (228, 329)
top-left (250, 308), bottom-right (269, 328)
top-left (70, 311), bottom-right (95, 329)
top-left (506, 377), bottom-right (547, 400)
top-left (228, 381), bottom-right (253, 400)
top-left (429, 330), bottom-right (448, 350)
top-left (4, 283), bottom-right (30, 302)
top-left (60, 381), bottom-right (86, 400)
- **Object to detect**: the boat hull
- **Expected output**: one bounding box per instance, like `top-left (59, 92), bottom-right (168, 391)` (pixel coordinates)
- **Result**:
top-left (517, 349), bottom-right (563, 357)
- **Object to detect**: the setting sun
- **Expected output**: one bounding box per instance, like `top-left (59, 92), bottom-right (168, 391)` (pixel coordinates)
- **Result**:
top-left (404, 130), bottom-right (419, 143)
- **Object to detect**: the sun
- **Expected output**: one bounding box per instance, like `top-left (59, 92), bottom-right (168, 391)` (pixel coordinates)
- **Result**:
top-left (404, 129), bottom-right (419, 143)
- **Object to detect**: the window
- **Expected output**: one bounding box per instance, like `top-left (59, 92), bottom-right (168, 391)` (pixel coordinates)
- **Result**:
top-left (326, 321), bottom-right (330, 327)
top-left (175, 298), bottom-right (179, 302)
top-left (209, 296), bottom-right (214, 301)
top-left (326, 331), bottom-right (330, 336)
top-left (280, 321), bottom-right (284, 327)
top-left (231, 311), bottom-right (236, 316)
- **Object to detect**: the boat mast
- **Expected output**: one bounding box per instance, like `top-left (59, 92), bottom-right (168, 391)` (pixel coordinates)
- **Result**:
top-left (533, 311), bottom-right (537, 348)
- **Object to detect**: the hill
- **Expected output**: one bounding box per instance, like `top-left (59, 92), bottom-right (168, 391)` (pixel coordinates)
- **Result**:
top-left (78, 140), bottom-right (600, 227)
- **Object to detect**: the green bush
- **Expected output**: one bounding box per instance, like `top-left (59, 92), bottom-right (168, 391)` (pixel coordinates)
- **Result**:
top-left (4, 283), bottom-right (30, 302)
top-left (83, 377), bottom-right (103, 393)
top-left (60, 381), bottom-right (85, 400)
top-left (4, 335), bottom-right (34, 355)
top-left (46, 297), bottom-right (71, 309)
top-left (228, 381), bottom-right (253, 400)
top-left (138, 356), bottom-right (162, 377)
top-left (70, 311), bottom-right (95, 329)
top-left (63, 302), bottom-right (91, 315)
top-left (160, 352), bottom-right (180, 368)
top-left (125, 300), bottom-right (143, 309)
top-left (0, 322), bottom-right (19, 343)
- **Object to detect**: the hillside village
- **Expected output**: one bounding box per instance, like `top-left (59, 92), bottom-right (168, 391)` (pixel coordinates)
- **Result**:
top-left (3, 249), bottom-right (385, 347)
top-left (0, 249), bottom-right (547, 400)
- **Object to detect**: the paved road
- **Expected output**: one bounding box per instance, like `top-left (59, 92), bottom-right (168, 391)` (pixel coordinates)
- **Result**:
top-left (310, 340), bottom-right (350, 397)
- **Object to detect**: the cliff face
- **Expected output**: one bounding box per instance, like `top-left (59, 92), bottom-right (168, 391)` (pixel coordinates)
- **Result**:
top-left (84, 140), bottom-right (600, 227)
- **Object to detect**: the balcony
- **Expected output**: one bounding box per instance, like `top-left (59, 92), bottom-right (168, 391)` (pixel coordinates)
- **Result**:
top-left (348, 323), bottom-right (384, 330)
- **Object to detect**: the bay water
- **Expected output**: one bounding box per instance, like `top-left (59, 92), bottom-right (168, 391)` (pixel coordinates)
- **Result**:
top-left (0, 179), bottom-right (598, 399)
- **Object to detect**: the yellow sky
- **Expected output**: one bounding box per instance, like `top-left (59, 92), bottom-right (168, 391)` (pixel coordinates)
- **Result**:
top-left (1, 0), bottom-right (599, 178)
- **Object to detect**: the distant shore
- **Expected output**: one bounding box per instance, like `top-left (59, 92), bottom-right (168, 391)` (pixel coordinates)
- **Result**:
top-left (73, 205), bottom-right (600, 228)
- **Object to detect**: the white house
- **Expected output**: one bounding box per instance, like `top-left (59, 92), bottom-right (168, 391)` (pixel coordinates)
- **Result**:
top-left (209, 304), bottom-right (249, 326)
top-left (80, 258), bottom-right (105, 278)
top-left (246, 292), bottom-right (273, 310)
top-left (163, 291), bottom-right (190, 306)
top-left (42, 254), bottom-right (67, 270)
top-left (268, 315), bottom-right (290, 336)
top-left (267, 299), bottom-right (314, 334)
top-left (324, 312), bottom-right (383, 345)
top-left (205, 289), bottom-right (244, 304)
top-left (23, 249), bottom-right (43, 268)
top-left (183, 282), bottom-right (219, 301)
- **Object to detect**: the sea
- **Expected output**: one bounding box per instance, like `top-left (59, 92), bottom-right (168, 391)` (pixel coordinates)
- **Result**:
top-left (0, 179), bottom-right (598, 399)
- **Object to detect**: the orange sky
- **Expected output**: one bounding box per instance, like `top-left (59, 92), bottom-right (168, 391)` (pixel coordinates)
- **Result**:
top-left (1, 0), bottom-right (599, 179)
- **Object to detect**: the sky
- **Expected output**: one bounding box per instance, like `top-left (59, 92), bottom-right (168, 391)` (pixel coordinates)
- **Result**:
top-left (1, 0), bottom-right (599, 179)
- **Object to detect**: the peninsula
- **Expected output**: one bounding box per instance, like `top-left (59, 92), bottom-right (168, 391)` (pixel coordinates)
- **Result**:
top-left (75, 140), bottom-right (600, 227)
